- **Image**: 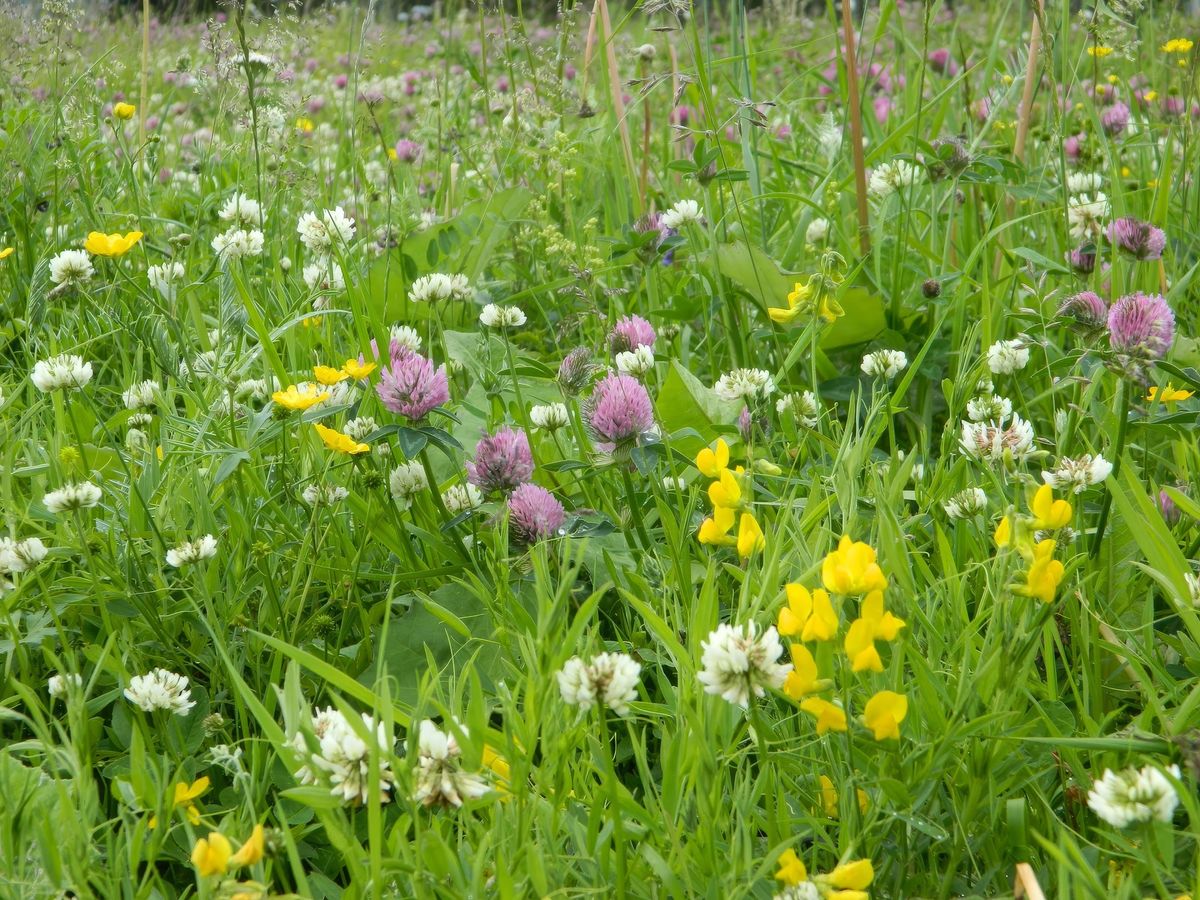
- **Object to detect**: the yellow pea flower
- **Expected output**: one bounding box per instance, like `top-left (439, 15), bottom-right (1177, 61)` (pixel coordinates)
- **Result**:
top-left (1144, 90), bottom-right (1159, 102)
top-left (191, 831), bottom-right (232, 877)
top-left (229, 824), bottom-right (265, 867)
top-left (783, 644), bottom-right (820, 700)
top-left (0, 247), bottom-right (13, 260)
top-left (737, 511), bottom-right (765, 558)
top-left (1147, 384), bottom-right (1194, 404)
top-left (695, 439), bottom-right (730, 478)
top-left (778, 584), bottom-right (838, 642)
top-left (775, 848), bottom-right (808, 885)
top-left (1087, 46), bottom-right (1113, 57)
top-left (800, 697), bottom-right (848, 734)
top-left (1030, 484), bottom-right (1072, 531)
top-left (843, 589), bottom-right (904, 674)
top-left (863, 690), bottom-right (907, 740)
top-left (708, 468), bottom-right (743, 509)
top-left (822, 536), bottom-right (888, 595)
top-left (84, 230), bottom-right (143, 257)
top-left (818, 774), bottom-right (868, 818)
top-left (768, 280), bottom-right (813, 325)
top-left (1161, 39), bottom-right (1194, 53)
top-left (994, 515), bottom-right (1011, 548)
top-left (1018, 539), bottom-right (1065, 603)
top-left (272, 384), bottom-right (329, 411)
top-left (313, 423), bottom-right (369, 455)
top-left (825, 858), bottom-right (875, 890)
top-left (148, 776), bottom-right (210, 828)
top-left (698, 506), bottom-right (736, 547)
top-left (313, 365), bottom-right (349, 386)
top-left (482, 744), bottom-right (511, 795)
top-left (342, 358), bottom-right (377, 380)
top-left (113, 102), bottom-right (136, 119)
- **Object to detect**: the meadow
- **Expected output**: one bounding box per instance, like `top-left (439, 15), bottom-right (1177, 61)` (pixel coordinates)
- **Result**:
top-left (1, 0), bottom-right (1199, 896)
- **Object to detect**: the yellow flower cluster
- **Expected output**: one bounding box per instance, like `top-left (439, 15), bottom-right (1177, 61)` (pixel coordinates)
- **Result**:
top-left (148, 776), bottom-right (208, 828)
top-left (777, 536), bottom-right (908, 741)
top-left (1161, 38), bottom-right (1194, 54)
top-left (695, 439), bottom-right (764, 558)
top-left (994, 484), bottom-right (1071, 603)
top-left (1087, 46), bottom-right (1114, 58)
top-left (776, 850), bottom-right (874, 899)
top-left (314, 358), bottom-right (377, 385)
top-left (768, 274), bottom-right (844, 326)
top-left (192, 824), bottom-right (265, 876)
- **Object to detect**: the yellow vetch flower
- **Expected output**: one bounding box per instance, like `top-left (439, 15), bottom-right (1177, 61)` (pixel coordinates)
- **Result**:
top-left (994, 515), bottom-right (1011, 548)
top-left (148, 776), bottom-right (210, 828)
top-left (778, 584), bottom-right (838, 642)
top-left (1087, 46), bottom-right (1113, 58)
top-left (1018, 539), bottom-right (1065, 603)
top-left (314, 423), bottom-right (369, 455)
top-left (775, 849), bottom-right (808, 885)
top-left (822, 536), bottom-right (888, 595)
top-left (191, 831), bottom-right (232, 877)
top-left (84, 231), bottom-right (143, 257)
top-left (695, 439), bottom-right (730, 479)
top-left (342, 358), bottom-right (377, 380)
top-left (482, 744), bottom-right (511, 795)
top-left (0, 247), bottom-right (13, 260)
top-left (783, 644), bottom-right (820, 700)
top-left (272, 384), bottom-right (329, 411)
top-left (113, 101), bottom-right (136, 119)
top-left (768, 280), bottom-right (814, 325)
top-left (708, 468), bottom-right (744, 509)
top-left (818, 774), bottom-right (869, 818)
top-left (229, 824), bottom-right (265, 867)
top-left (825, 858), bottom-right (875, 891)
top-left (737, 511), bottom-right (765, 558)
top-left (699, 506), bottom-right (735, 547)
top-left (1161, 38), bottom-right (1194, 54)
top-left (1147, 384), bottom-right (1194, 404)
top-left (863, 691), bottom-right (907, 740)
top-left (844, 590), bottom-right (905, 673)
top-left (1030, 484), bottom-right (1072, 531)
top-left (800, 697), bottom-right (848, 734)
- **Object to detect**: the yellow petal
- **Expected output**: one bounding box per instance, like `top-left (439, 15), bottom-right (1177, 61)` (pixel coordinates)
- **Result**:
top-left (827, 859), bottom-right (874, 890)
top-left (191, 832), bottom-right (232, 877)
top-left (229, 824), bottom-right (265, 867)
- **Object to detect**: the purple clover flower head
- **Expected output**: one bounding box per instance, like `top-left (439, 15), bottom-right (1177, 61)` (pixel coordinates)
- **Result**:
top-left (1106, 217), bottom-right (1166, 261)
top-left (1158, 489), bottom-right (1181, 526)
top-left (508, 483), bottom-right (566, 543)
top-left (394, 139), bottom-right (422, 163)
top-left (608, 315), bottom-right (657, 354)
top-left (1101, 102), bottom-right (1130, 136)
top-left (376, 345), bottom-right (450, 421)
top-left (557, 347), bottom-right (598, 397)
top-left (467, 427), bottom-right (534, 494)
top-left (586, 372), bottom-right (655, 454)
top-left (1067, 243), bottom-right (1097, 274)
top-left (927, 47), bottom-right (958, 76)
top-left (1107, 292), bottom-right (1175, 359)
top-left (1057, 291), bottom-right (1109, 331)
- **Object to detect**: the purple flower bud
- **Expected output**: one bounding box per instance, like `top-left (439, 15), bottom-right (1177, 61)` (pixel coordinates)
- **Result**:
top-left (1107, 292), bottom-right (1175, 359)
top-left (1106, 216), bottom-right (1166, 261)
top-left (608, 315), bottom-right (656, 354)
top-left (1101, 102), bottom-right (1129, 136)
top-left (467, 427), bottom-right (534, 494)
top-left (376, 346), bottom-right (450, 421)
top-left (1158, 489), bottom-right (1181, 526)
top-left (1057, 291), bottom-right (1108, 331)
top-left (1067, 244), bottom-right (1097, 274)
top-left (557, 347), bottom-right (597, 397)
top-left (508, 483), bottom-right (566, 543)
top-left (394, 139), bottom-right (422, 163)
top-left (586, 372), bottom-right (655, 454)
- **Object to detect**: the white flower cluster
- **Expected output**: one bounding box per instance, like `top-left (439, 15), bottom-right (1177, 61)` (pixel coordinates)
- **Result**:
top-left (147, 261), bottom-right (185, 301)
top-left (124, 668), bottom-right (196, 716)
top-left (479, 304), bottom-right (526, 329)
top-left (615, 346), bottom-right (654, 377)
top-left (390, 324), bottom-right (423, 351)
top-left (31, 354), bottom-right (93, 392)
top-left (1087, 763), bottom-right (1180, 829)
top-left (697, 622), bottom-right (791, 708)
top-left (714, 368), bottom-right (776, 402)
top-left (219, 191), bottom-right (265, 229)
top-left (943, 487), bottom-right (988, 519)
top-left (529, 402), bottom-right (570, 431)
top-left (211, 228), bottom-right (265, 261)
top-left (0, 536), bottom-right (48, 574)
top-left (777, 391), bottom-right (820, 428)
top-left (660, 199), bottom-right (703, 229)
top-left (165, 534), bottom-right (218, 567)
top-left (291, 706), bottom-right (396, 806)
top-left (390, 462), bottom-right (429, 509)
top-left (43, 481), bottom-right (103, 514)
top-left (861, 349), bottom-right (908, 380)
top-left (868, 159), bottom-right (921, 200)
top-left (557, 652), bottom-right (642, 716)
top-left (1067, 192), bottom-right (1109, 241)
top-left (443, 482), bottom-right (483, 514)
top-left (1041, 454), bottom-right (1112, 494)
top-left (48, 672), bottom-right (84, 699)
top-left (49, 250), bottom-right (94, 287)
top-left (959, 414), bottom-right (1036, 464)
top-left (409, 272), bottom-right (472, 303)
top-left (297, 207), bottom-right (356, 256)
top-left (986, 339), bottom-right (1030, 375)
top-left (411, 719), bottom-right (490, 807)
top-left (302, 483), bottom-right (350, 506)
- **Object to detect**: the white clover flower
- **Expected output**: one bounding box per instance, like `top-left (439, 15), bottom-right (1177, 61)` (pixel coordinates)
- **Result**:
top-left (218, 191), bottom-right (264, 229)
top-left (1067, 192), bottom-right (1109, 240)
top-left (1087, 764), bottom-right (1180, 828)
top-left (31, 354), bottom-right (92, 392)
top-left (529, 402), bottom-right (570, 431)
top-left (557, 652), bottom-right (642, 716)
top-left (43, 482), bottom-right (102, 514)
top-left (697, 622), bottom-right (791, 708)
top-left (943, 487), bottom-right (988, 519)
top-left (296, 207), bottom-right (356, 255)
top-left (805, 217), bottom-right (830, 244)
top-left (211, 228), bottom-right (265, 261)
top-left (479, 304), bottom-right (527, 328)
top-left (124, 668), bottom-right (196, 715)
top-left (774, 884), bottom-right (822, 900)
top-left (315, 380), bottom-right (356, 408)
top-left (412, 719), bottom-right (490, 807)
top-left (714, 368), bottom-right (776, 402)
top-left (967, 394), bottom-right (1013, 422)
top-left (344, 417), bottom-right (377, 441)
top-left (236, 378), bottom-right (274, 405)
top-left (291, 706), bottom-right (395, 806)
top-left (660, 199), bottom-right (703, 229)
top-left (279, 256), bottom-right (292, 272)
top-left (1041, 454), bottom-right (1113, 493)
top-left (390, 462), bottom-right (429, 509)
top-left (165, 534), bottom-right (218, 567)
top-left (861, 349), bottom-right (908, 380)
top-left (615, 346), bottom-right (655, 377)
top-left (122, 380), bottom-right (159, 410)
top-left (48, 672), bottom-right (83, 699)
top-left (49, 249), bottom-right (94, 287)
top-left (868, 159), bottom-right (921, 200)
top-left (389, 325), bottom-right (423, 352)
top-left (442, 482), bottom-right (483, 514)
top-left (662, 475), bottom-right (687, 490)
top-left (1066, 172), bottom-right (1103, 195)
top-left (0, 537), bottom-right (48, 573)
top-left (777, 391), bottom-right (819, 428)
top-left (303, 483), bottom-right (350, 506)
top-left (959, 414), bottom-right (1036, 464)
top-left (147, 261), bottom-right (185, 301)
top-left (303, 260), bottom-right (346, 293)
top-left (986, 339), bottom-right (1031, 374)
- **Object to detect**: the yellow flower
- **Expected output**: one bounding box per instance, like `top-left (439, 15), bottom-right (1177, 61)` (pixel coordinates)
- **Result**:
top-left (822, 536), bottom-right (888, 595)
top-left (698, 506), bottom-right (736, 547)
top-left (387, 147), bottom-right (399, 161)
top-left (272, 384), bottom-right (329, 411)
top-left (191, 831), bottom-right (232, 877)
top-left (775, 849), bottom-right (808, 885)
top-left (1161, 38), bottom-right (1194, 54)
top-left (695, 439), bottom-right (730, 479)
top-left (1087, 46), bottom-right (1113, 57)
top-left (229, 824), bottom-right (265, 867)
top-left (1147, 384), bottom-right (1194, 404)
top-left (113, 102), bottom-right (136, 119)
top-left (1001, 74), bottom-right (1013, 85)
top-left (708, 468), bottom-right (744, 509)
top-left (783, 644), bottom-right (820, 700)
top-left (818, 775), bottom-right (868, 818)
top-left (1018, 539), bottom-right (1065, 603)
top-left (84, 230), bottom-right (143, 257)
top-left (1121, 166), bottom-right (1131, 178)
top-left (737, 511), bottom-right (765, 558)
top-left (342, 358), bottom-right (377, 380)
top-left (1107, 74), bottom-right (1120, 84)
top-left (296, 117), bottom-right (315, 134)
top-left (994, 515), bottom-right (1011, 548)
top-left (800, 697), bottom-right (848, 734)
top-left (483, 744), bottom-right (511, 794)
top-left (148, 776), bottom-right (210, 828)
top-left (768, 280), bottom-right (813, 325)
top-left (778, 584), bottom-right (838, 642)
top-left (1030, 484), bottom-right (1072, 531)
top-left (313, 365), bottom-right (349, 386)
top-left (1144, 90), bottom-right (1159, 102)
top-left (0, 247), bottom-right (13, 260)
top-left (825, 859), bottom-right (875, 891)
top-left (843, 590), bottom-right (905, 673)
top-left (863, 691), bottom-right (907, 740)
top-left (314, 423), bottom-right (369, 455)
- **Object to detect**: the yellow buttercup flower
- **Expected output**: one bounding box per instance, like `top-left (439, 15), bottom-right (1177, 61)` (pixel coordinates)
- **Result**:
top-left (863, 690), bottom-right (907, 740)
top-left (1143, 90), bottom-right (1159, 102)
top-left (994, 515), bottom-right (1011, 548)
top-left (0, 247), bottom-right (13, 260)
top-left (778, 584), bottom-right (838, 642)
top-left (1029, 484), bottom-right (1072, 531)
top-left (191, 831), bottom-right (232, 877)
top-left (708, 468), bottom-right (744, 509)
top-left (1018, 539), bottom-right (1065, 603)
top-left (783, 643), bottom-right (820, 700)
top-left (698, 506), bottom-right (736, 547)
top-left (148, 776), bottom-right (210, 828)
top-left (229, 824), bottom-right (265, 867)
top-left (1161, 38), bottom-right (1194, 54)
top-left (342, 358), bottom-right (377, 380)
top-left (113, 101), bottom-right (136, 119)
top-left (1087, 46), bottom-right (1113, 58)
top-left (822, 536), bottom-right (888, 595)
top-left (843, 590), bottom-right (905, 673)
top-left (84, 230), bottom-right (143, 257)
top-left (800, 697), bottom-right (848, 734)
top-left (775, 849), bottom-right (808, 885)
top-left (314, 423), bottom-right (369, 455)
top-left (313, 365), bottom-right (349, 386)
top-left (1147, 384), bottom-right (1194, 404)
top-left (272, 384), bottom-right (329, 411)
top-left (695, 439), bottom-right (730, 479)
top-left (736, 511), bottom-right (765, 558)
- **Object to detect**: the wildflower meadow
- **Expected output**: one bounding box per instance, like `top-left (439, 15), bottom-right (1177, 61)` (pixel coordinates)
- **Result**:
top-left (2, 0), bottom-right (1200, 896)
